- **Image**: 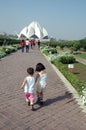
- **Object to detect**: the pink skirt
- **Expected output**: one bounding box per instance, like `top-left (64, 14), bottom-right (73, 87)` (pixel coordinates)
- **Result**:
top-left (25, 93), bottom-right (35, 101)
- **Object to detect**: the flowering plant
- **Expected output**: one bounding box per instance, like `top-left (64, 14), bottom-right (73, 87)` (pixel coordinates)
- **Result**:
top-left (80, 86), bottom-right (86, 105)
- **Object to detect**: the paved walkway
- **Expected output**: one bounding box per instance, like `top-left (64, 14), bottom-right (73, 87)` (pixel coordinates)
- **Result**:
top-left (0, 47), bottom-right (86, 130)
top-left (75, 56), bottom-right (86, 65)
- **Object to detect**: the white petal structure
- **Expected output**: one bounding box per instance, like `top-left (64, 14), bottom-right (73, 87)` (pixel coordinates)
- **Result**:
top-left (18, 26), bottom-right (27, 38)
top-left (42, 27), bottom-right (48, 39)
top-left (18, 21), bottom-right (48, 39)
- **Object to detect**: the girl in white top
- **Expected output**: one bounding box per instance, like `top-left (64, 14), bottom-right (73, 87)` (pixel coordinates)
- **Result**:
top-left (35, 63), bottom-right (47, 105)
top-left (21, 67), bottom-right (35, 110)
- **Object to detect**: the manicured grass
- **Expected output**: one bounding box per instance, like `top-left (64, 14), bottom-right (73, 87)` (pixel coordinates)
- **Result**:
top-left (74, 53), bottom-right (86, 59)
top-left (73, 62), bottom-right (86, 82)
top-left (60, 47), bottom-right (86, 59)
top-left (58, 49), bottom-right (86, 81)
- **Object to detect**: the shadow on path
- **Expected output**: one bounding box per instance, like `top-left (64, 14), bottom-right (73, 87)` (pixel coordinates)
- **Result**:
top-left (44, 91), bottom-right (73, 106)
top-left (35, 91), bottom-right (73, 111)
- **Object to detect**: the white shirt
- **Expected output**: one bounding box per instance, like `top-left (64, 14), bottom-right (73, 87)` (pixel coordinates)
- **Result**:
top-left (25, 40), bottom-right (29, 45)
top-left (24, 76), bottom-right (35, 93)
top-left (38, 73), bottom-right (47, 86)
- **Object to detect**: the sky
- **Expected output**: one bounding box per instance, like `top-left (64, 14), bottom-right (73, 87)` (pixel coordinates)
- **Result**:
top-left (0, 0), bottom-right (86, 40)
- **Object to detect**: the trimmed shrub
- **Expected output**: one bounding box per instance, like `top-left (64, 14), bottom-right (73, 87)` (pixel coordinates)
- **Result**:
top-left (0, 51), bottom-right (6, 58)
top-left (0, 44), bottom-right (21, 59)
top-left (58, 55), bottom-right (76, 64)
top-left (41, 46), bottom-right (57, 55)
top-left (2, 46), bottom-right (17, 54)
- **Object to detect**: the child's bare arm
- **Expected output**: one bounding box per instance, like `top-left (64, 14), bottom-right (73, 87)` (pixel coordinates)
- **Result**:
top-left (20, 77), bottom-right (27, 89)
top-left (35, 73), bottom-right (40, 83)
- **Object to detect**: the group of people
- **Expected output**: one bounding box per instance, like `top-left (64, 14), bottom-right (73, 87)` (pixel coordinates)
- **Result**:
top-left (20, 63), bottom-right (47, 111)
top-left (20, 39), bottom-right (40, 53)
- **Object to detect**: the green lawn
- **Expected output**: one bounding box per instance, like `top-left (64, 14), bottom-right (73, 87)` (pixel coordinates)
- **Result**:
top-left (75, 53), bottom-right (86, 59)
top-left (61, 47), bottom-right (86, 60)
top-left (58, 49), bottom-right (86, 82)
top-left (60, 49), bottom-right (86, 82)
top-left (73, 62), bottom-right (86, 82)
top-left (56, 48), bottom-right (86, 82)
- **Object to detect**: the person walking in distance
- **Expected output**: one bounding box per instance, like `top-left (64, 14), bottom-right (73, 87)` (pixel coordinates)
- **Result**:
top-left (20, 67), bottom-right (35, 110)
top-left (37, 40), bottom-right (40, 49)
top-left (35, 63), bottom-right (47, 105)
top-left (25, 39), bottom-right (29, 52)
top-left (20, 40), bottom-right (25, 52)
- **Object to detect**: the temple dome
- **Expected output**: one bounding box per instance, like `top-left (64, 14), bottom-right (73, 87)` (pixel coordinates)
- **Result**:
top-left (18, 21), bottom-right (48, 39)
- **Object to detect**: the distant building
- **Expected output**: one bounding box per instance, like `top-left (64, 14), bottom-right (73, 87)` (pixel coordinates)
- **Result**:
top-left (0, 32), bottom-right (7, 36)
top-left (18, 21), bottom-right (49, 40)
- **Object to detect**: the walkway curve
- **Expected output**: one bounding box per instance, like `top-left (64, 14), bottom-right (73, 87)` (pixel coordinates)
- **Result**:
top-left (0, 48), bottom-right (86, 130)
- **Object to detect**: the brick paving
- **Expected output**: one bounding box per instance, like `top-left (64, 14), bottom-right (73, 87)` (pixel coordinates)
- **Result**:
top-left (0, 47), bottom-right (86, 130)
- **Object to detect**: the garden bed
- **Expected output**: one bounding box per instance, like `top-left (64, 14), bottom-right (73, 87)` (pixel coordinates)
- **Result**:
top-left (40, 45), bottom-right (86, 105)
top-left (0, 44), bottom-right (21, 59)
top-left (73, 62), bottom-right (86, 82)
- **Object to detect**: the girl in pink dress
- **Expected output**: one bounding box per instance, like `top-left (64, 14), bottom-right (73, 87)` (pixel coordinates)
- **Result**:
top-left (21, 67), bottom-right (35, 110)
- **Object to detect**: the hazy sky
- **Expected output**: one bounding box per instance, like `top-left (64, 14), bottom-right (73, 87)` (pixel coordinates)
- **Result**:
top-left (0, 0), bottom-right (86, 40)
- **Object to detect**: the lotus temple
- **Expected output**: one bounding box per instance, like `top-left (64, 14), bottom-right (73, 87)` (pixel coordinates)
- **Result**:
top-left (18, 21), bottom-right (49, 40)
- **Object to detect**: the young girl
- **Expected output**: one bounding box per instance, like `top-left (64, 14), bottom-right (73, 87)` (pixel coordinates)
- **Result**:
top-left (21, 67), bottom-right (35, 110)
top-left (35, 63), bottom-right (47, 105)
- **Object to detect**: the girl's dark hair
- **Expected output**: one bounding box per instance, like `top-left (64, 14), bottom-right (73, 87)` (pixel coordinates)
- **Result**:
top-left (27, 67), bottom-right (34, 75)
top-left (35, 63), bottom-right (46, 72)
